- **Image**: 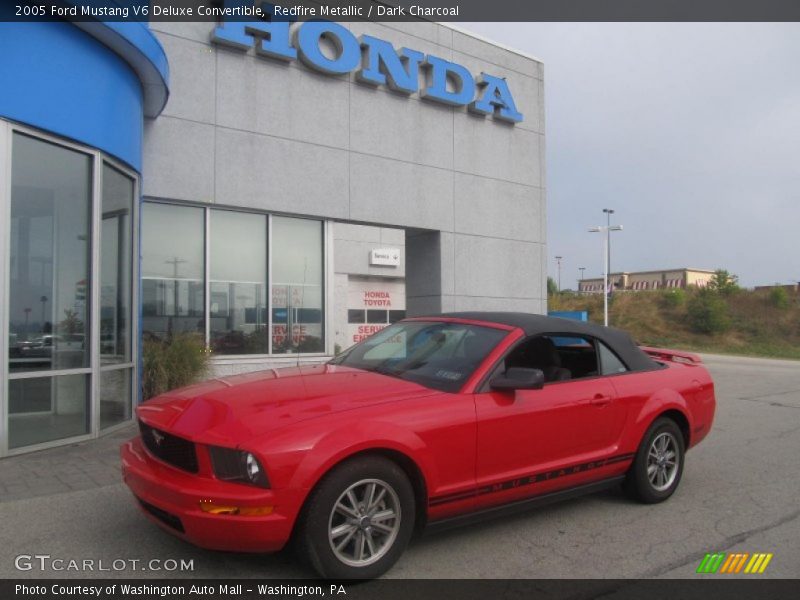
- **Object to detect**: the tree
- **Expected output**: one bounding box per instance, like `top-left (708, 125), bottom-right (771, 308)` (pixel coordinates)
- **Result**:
top-left (547, 276), bottom-right (558, 296)
top-left (687, 289), bottom-right (731, 334)
top-left (707, 269), bottom-right (739, 295)
top-left (769, 286), bottom-right (790, 309)
top-left (59, 309), bottom-right (84, 334)
top-left (662, 288), bottom-right (686, 308)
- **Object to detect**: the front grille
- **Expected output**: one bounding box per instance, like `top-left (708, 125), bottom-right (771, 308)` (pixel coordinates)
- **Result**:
top-left (138, 498), bottom-right (185, 533)
top-left (139, 420), bottom-right (198, 473)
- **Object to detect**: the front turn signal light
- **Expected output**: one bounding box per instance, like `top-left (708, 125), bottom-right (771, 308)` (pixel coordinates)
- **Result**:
top-left (199, 501), bottom-right (273, 516)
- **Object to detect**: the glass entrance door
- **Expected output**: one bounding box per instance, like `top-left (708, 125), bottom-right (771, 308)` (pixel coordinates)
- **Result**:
top-left (2, 124), bottom-right (138, 454)
top-left (7, 133), bottom-right (92, 449)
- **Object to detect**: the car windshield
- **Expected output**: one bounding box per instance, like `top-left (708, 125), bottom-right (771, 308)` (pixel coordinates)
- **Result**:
top-left (330, 320), bottom-right (508, 392)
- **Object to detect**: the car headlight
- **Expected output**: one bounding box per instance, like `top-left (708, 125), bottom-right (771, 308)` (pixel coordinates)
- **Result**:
top-left (208, 446), bottom-right (270, 488)
top-left (243, 452), bottom-right (263, 484)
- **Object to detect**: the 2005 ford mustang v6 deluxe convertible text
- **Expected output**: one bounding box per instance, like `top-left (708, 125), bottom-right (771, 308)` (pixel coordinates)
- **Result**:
top-left (121, 312), bottom-right (716, 578)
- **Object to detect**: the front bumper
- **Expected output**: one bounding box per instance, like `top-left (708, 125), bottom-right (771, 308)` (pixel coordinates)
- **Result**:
top-left (120, 438), bottom-right (300, 552)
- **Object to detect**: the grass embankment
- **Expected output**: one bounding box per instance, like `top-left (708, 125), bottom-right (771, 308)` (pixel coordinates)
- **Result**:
top-left (549, 289), bottom-right (800, 361)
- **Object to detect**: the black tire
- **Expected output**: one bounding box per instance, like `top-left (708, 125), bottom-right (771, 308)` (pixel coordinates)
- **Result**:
top-left (295, 455), bottom-right (416, 579)
top-left (624, 417), bottom-right (685, 504)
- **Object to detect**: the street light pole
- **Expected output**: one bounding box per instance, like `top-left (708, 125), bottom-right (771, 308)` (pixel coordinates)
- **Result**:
top-left (578, 267), bottom-right (586, 291)
top-left (603, 208), bottom-right (615, 292)
top-left (165, 257), bottom-right (187, 336)
top-left (40, 296), bottom-right (48, 330)
top-left (555, 256), bottom-right (563, 292)
top-left (24, 308), bottom-right (31, 340)
top-left (589, 225), bottom-right (623, 326)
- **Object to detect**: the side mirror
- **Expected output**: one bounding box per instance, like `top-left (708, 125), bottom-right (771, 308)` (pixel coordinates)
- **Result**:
top-left (490, 367), bottom-right (545, 392)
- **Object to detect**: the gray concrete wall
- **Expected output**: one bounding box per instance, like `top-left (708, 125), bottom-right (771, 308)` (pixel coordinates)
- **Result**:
top-left (144, 18), bottom-right (546, 322)
top-left (333, 223), bottom-right (405, 279)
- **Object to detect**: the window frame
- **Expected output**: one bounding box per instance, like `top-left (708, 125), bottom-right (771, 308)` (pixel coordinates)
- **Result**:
top-left (97, 159), bottom-right (138, 432)
top-left (142, 200), bottom-right (330, 361)
top-left (207, 208), bottom-right (269, 356)
top-left (0, 120), bottom-right (140, 457)
top-left (477, 331), bottom-right (634, 393)
top-left (270, 215), bottom-right (327, 357)
top-left (99, 164), bottom-right (136, 367)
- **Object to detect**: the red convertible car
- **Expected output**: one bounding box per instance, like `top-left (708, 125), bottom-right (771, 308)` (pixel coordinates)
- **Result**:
top-left (121, 313), bottom-right (716, 578)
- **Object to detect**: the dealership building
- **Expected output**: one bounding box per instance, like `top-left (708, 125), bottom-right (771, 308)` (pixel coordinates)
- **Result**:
top-left (0, 14), bottom-right (545, 455)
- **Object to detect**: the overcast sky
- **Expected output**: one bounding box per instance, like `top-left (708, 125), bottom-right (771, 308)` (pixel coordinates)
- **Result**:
top-left (460, 23), bottom-right (800, 289)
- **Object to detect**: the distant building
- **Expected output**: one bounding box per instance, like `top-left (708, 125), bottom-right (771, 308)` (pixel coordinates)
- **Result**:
top-left (754, 283), bottom-right (799, 295)
top-left (579, 268), bottom-right (717, 293)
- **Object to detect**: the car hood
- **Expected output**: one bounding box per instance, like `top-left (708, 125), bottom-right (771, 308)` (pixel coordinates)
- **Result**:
top-left (136, 364), bottom-right (437, 446)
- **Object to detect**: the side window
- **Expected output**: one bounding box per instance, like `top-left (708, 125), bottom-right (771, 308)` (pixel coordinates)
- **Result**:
top-left (504, 335), bottom-right (599, 382)
top-left (598, 341), bottom-right (628, 375)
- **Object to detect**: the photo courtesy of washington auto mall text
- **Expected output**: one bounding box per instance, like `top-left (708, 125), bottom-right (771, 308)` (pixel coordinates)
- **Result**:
top-left (14, 584), bottom-right (346, 598)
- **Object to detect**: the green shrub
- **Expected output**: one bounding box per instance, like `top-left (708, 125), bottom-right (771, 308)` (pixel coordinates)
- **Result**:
top-left (687, 290), bottom-right (731, 334)
top-left (707, 269), bottom-right (740, 296)
top-left (142, 337), bottom-right (167, 401)
top-left (662, 289), bottom-right (686, 308)
top-left (142, 333), bottom-right (210, 400)
top-left (769, 287), bottom-right (790, 309)
top-left (547, 276), bottom-right (559, 296)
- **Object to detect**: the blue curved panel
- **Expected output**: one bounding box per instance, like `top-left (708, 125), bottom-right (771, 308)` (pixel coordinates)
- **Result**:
top-left (0, 21), bottom-right (169, 171)
top-left (75, 20), bottom-right (170, 117)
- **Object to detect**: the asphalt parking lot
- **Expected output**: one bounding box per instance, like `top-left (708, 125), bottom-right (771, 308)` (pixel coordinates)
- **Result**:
top-left (0, 353), bottom-right (797, 579)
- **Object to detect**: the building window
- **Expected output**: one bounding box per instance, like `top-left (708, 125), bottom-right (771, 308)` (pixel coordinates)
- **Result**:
top-left (141, 203), bottom-right (205, 340)
top-left (100, 164), bottom-right (134, 365)
top-left (348, 310), bottom-right (366, 324)
top-left (271, 216), bottom-right (324, 354)
top-left (367, 309), bottom-right (388, 324)
top-left (210, 210), bottom-right (268, 355)
top-left (141, 203), bottom-right (326, 356)
top-left (3, 127), bottom-right (139, 453)
top-left (388, 310), bottom-right (406, 324)
top-left (9, 134), bottom-right (92, 375)
top-left (99, 368), bottom-right (131, 431)
top-left (7, 134), bottom-right (93, 448)
top-left (8, 375), bottom-right (90, 449)
top-left (99, 163), bottom-right (135, 430)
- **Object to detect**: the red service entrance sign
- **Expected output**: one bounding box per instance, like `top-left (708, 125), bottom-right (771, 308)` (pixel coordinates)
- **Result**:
top-left (362, 290), bottom-right (393, 307)
top-left (353, 324), bottom-right (387, 343)
top-left (347, 278), bottom-right (406, 344)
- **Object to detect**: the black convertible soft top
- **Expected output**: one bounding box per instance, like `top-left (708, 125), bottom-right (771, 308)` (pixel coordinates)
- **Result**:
top-left (434, 311), bottom-right (659, 373)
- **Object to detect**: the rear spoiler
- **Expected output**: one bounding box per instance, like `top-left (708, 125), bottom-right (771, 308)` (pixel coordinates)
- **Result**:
top-left (640, 346), bottom-right (703, 365)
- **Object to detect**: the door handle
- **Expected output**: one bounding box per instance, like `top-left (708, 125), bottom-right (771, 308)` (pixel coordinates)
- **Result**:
top-left (591, 393), bottom-right (612, 407)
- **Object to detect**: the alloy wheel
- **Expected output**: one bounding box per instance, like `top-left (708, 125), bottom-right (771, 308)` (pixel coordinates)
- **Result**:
top-left (327, 478), bottom-right (402, 567)
top-left (647, 432), bottom-right (679, 492)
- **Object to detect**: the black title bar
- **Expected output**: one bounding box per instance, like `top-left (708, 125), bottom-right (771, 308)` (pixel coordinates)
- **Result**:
top-left (4, 0), bottom-right (800, 22)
